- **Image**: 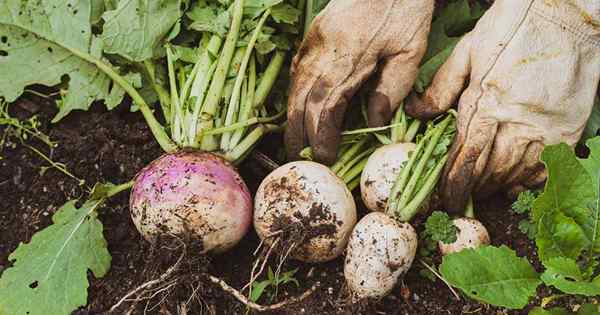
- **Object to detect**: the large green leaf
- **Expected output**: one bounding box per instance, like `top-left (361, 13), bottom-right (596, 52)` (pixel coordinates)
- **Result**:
top-left (439, 245), bottom-right (540, 309)
top-left (0, 199), bottom-right (111, 315)
top-left (541, 257), bottom-right (600, 296)
top-left (0, 0), bottom-right (128, 121)
top-left (532, 143), bottom-right (596, 261)
top-left (101, 0), bottom-right (182, 61)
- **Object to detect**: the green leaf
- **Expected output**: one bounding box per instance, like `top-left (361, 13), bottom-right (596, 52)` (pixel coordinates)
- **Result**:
top-left (250, 280), bottom-right (271, 302)
top-left (187, 2), bottom-right (231, 36)
top-left (440, 245), bottom-right (540, 309)
top-left (512, 190), bottom-right (538, 214)
top-left (0, 1), bottom-right (129, 122)
top-left (0, 199), bottom-right (111, 315)
top-left (578, 304), bottom-right (600, 315)
top-left (271, 4), bottom-right (301, 24)
top-left (244, 0), bottom-right (283, 18)
top-left (101, 0), bottom-right (182, 61)
top-left (530, 307), bottom-right (572, 315)
top-left (424, 211), bottom-right (457, 244)
top-left (578, 137), bottom-right (600, 254)
top-left (541, 257), bottom-right (600, 296)
top-left (533, 143), bottom-right (596, 261)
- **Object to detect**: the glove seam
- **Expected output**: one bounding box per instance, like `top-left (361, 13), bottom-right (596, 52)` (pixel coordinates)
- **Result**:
top-left (531, 6), bottom-right (600, 49)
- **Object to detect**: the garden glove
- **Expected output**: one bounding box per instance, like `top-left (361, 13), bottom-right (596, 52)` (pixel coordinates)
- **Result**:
top-left (285, 0), bottom-right (434, 164)
top-left (406, 0), bottom-right (600, 213)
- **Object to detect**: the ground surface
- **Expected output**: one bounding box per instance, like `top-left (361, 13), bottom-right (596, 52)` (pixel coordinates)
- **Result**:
top-left (0, 96), bottom-right (564, 315)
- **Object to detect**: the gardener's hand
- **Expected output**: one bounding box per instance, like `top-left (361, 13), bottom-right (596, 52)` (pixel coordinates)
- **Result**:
top-left (285, 0), bottom-right (434, 164)
top-left (406, 0), bottom-right (600, 213)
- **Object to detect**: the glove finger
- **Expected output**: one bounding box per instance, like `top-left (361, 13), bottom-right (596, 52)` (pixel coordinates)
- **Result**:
top-left (507, 168), bottom-right (547, 200)
top-left (284, 25), bottom-right (329, 160)
top-left (367, 23), bottom-right (429, 127)
top-left (441, 116), bottom-right (498, 214)
top-left (306, 61), bottom-right (376, 164)
top-left (405, 33), bottom-right (473, 120)
top-left (474, 126), bottom-right (539, 198)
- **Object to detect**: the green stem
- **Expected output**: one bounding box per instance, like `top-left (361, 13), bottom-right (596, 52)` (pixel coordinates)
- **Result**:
top-left (464, 198), bottom-right (475, 218)
top-left (397, 154), bottom-right (448, 222)
top-left (347, 176), bottom-right (361, 192)
top-left (395, 116), bottom-right (452, 212)
top-left (68, 48), bottom-right (177, 153)
top-left (391, 104), bottom-right (407, 143)
top-left (336, 147), bottom-right (376, 178)
top-left (230, 55), bottom-right (257, 148)
top-left (253, 51), bottom-right (285, 109)
top-left (143, 60), bottom-right (171, 124)
top-left (386, 137), bottom-right (427, 213)
top-left (201, 111), bottom-right (285, 136)
top-left (105, 181), bottom-right (134, 198)
top-left (199, 0), bottom-right (245, 151)
top-left (23, 143), bottom-right (84, 185)
top-left (341, 123), bottom-right (404, 136)
top-left (341, 157), bottom-right (369, 184)
top-left (330, 136), bottom-right (369, 173)
top-left (221, 9), bottom-right (271, 150)
top-left (404, 119), bottom-right (421, 143)
top-left (225, 124), bottom-right (279, 163)
top-left (304, 0), bottom-right (315, 36)
top-left (166, 46), bottom-right (183, 144)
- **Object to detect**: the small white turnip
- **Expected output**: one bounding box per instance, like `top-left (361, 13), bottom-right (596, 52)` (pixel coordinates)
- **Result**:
top-left (130, 151), bottom-right (252, 253)
top-left (254, 161), bottom-right (357, 263)
top-left (439, 218), bottom-right (490, 255)
top-left (344, 212), bottom-right (417, 299)
top-left (360, 143), bottom-right (416, 212)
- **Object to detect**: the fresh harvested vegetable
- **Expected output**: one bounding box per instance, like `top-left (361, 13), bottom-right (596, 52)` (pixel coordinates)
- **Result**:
top-left (438, 218), bottom-right (490, 256)
top-left (344, 212), bottom-right (417, 299)
top-left (360, 143), bottom-right (416, 212)
top-left (130, 151), bottom-right (252, 253)
top-left (254, 161), bottom-right (357, 263)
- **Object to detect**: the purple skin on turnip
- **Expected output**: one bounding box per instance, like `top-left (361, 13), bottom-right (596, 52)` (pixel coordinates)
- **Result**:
top-left (130, 150), bottom-right (252, 253)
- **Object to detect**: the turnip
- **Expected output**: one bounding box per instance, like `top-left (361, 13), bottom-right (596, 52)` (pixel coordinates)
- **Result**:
top-left (360, 142), bottom-right (416, 212)
top-left (254, 161), bottom-right (357, 263)
top-left (126, 0), bottom-right (290, 253)
top-left (130, 151), bottom-right (252, 253)
top-left (344, 212), bottom-right (417, 299)
top-left (438, 218), bottom-right (490, 255)
top-left (344, 112), bottom-right (457, 300)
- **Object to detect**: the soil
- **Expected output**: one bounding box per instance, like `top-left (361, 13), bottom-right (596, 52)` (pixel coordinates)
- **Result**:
top-left (0, 95), bottom-right (573, 315)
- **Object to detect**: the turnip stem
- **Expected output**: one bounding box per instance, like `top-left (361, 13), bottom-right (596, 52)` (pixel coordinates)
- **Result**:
top-left (404, 119), bottom-right (421, 143)
top-left (341, 157), bottom-right (369, 185)
top-left (104, 181), bottom-right (134, 199)
top-left (395, 115), bottom-right (452, 212)
top-left (143, 60), bottom-right (171, 123)
top-left (397, 154), bottom-right (448, 221)
top-left (347, 176), bottom-right (361, 191)
top-left (201, 111), bottom-right (285, 136)
top-left (226, 124), bottom-right (279, 163)
top-left (331, 137), bottom-right (369, 173)
top-left (304, 0), bottom-right (315, 36)
top-left (230, 56), bottom-right (257, 148)
top-left (387, 137), bottom-right (427, 212)
top-left (341, 123), bottom-right (404, 136)
top-left (337, 147), bottom-right (376, 179)
top-left (199, 0), bottom-right (245, 151)
top-left (221, 9), bottom-right (271, 150)
top-left (166, 46), bottom-right (184, 144)
top-left (464, 198), bottom-right (474, 218)
top-left (253, 51), bottom-right (285, 109)
top-left (68, 45), bottom-right (177, 153)
top-left (391, 104), bottom-right (407, 143)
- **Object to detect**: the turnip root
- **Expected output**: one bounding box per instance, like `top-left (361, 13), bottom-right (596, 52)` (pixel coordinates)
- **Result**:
top-left (130, 151), bottom-right (252, 253)
top-left (344, 212), bottom-right (417, 299)
top-left (254, 161), bottom-right (357, 263)
top-left (360, 143), bottom-right (416, 212)
top-left (439, 218), bottom-right (490, 255)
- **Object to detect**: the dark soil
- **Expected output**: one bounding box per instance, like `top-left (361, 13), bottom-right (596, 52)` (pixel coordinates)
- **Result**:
top-left (0, 96), bottom-right (561, 315)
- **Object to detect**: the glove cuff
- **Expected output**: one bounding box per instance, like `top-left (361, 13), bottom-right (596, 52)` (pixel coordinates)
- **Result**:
top-left (532, 0), bottom-right (600, 48)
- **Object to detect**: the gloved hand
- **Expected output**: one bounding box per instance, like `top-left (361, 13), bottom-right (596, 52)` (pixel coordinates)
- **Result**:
top-left (285, 0), bottom-right (434, 164)
top-left (406, 0), bottom-right (600, 213)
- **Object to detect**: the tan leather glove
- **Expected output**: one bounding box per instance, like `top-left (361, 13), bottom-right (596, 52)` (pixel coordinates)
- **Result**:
top-left (285, 0), bottom-right (434, 164)
top-left (406, 0), bottom-right (600, 213)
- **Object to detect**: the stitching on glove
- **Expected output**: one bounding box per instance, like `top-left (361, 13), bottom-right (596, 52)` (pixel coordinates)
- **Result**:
top-left (531, 5), bottom-right (600, 48)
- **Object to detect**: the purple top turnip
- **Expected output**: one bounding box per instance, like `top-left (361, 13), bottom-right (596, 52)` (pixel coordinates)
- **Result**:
top-left (130, 151), bottom-right (252, 253)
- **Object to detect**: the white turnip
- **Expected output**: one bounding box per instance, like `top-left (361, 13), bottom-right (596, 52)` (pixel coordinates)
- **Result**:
top-left (344, 212), bottom-right (417, 299)
top-left (130, 151), bottom-right (252, 253)
top-left (254, 161), bottom-right (357, 263)
top-left (360, 143), bottom-right (416, 212)
top-left (439, 217), bottom-right (490, 255)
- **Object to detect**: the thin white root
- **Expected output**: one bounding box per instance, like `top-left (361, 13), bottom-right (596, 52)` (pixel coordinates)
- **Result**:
top-left (109, 245), bottom-right (185, 313)
top-left (419, 259), bottom-right (460, 300)
top-left (207, 275), bottom-right (319, 312)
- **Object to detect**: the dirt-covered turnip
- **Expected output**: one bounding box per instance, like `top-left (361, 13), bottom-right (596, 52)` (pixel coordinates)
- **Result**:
top-left (130, 150), bottom-right (252, 253)
top-left (254, 161), bottom-right (357, 263)
top-left (360, 143), bottom-right (416, 212)
top-left (439, 218), bottom-right (490, 255)
top-left (344, 212), bottom-right (417, 299)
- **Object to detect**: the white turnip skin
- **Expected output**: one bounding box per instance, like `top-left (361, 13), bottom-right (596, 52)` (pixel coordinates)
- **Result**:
top-left (439, 218), bottom-right (490, 255)
top-left (344, 212), bottom-right (418, 299)
top-left (254, 161), bottom-right (357, 263)
top-left (360, 143), bottom-right (416, 212)
top-left (130, 151), bottom-right (252, 253)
